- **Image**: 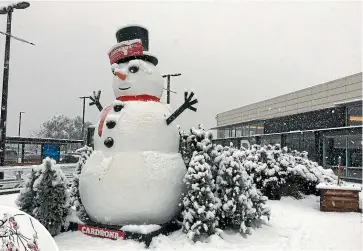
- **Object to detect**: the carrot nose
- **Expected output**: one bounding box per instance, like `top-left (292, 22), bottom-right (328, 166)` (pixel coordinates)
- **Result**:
top-left (115, 72), bottom-right (127, 80)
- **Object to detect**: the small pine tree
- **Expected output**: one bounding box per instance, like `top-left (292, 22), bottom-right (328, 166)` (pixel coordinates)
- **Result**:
top-left (33, 157), bottom-right (70, 236)
top-left (182, 151), bottom-right (218, 242)
top-left (181, 125), bottom-right (218, 242)
top-left (69, 146), bottom-right (93, 218)
top-left (16, 167), bottom-right (40, 216)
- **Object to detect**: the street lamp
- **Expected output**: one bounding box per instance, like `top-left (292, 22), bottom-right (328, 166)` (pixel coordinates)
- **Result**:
top-left (17, 111), bottom-right (25, 163)
top-left (79, 96), bottom-right (90, 143)
top-left (0, 2), bottom-right (30, 170)
top-left (162, 73), bottom-right (181, 104)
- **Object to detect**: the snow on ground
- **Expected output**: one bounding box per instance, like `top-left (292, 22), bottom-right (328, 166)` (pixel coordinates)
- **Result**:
top-left (1, 193), bottom-right (361, 250)
top-left (0, 193), bottom-right (18, 208)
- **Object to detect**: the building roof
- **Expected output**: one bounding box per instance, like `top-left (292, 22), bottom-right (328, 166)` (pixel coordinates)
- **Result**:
top-left (216, 73), bottom-right (362, 127)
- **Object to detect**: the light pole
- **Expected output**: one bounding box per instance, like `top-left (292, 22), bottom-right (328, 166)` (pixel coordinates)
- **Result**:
top-left (79, 96), bottom-right (90, 143)
top-left (162, 73), bottom-right (181, 104)
top-left (0, 2), bottom-right (30, 172)
top-left (17, 111), bottom-right (25, 163)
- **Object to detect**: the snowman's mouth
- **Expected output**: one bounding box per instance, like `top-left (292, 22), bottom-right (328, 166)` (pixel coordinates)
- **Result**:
top-left (119, 87), bottom-right (131, 90)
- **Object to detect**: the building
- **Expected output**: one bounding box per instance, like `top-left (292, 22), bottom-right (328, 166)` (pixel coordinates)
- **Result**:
top-left (211, 73), bottom-right (362, 182)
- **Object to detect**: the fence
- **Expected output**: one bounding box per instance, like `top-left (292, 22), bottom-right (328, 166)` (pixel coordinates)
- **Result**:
top-left (0, 163), bottom-right (77, 195)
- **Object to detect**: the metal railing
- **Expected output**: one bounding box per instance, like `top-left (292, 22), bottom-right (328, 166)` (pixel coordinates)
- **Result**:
top-left (0, 163), bottom-right (77, 194)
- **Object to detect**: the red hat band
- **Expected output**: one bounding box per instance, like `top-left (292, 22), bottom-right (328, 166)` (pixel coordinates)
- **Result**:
top-left (108, 39), bottom-right (144, 65)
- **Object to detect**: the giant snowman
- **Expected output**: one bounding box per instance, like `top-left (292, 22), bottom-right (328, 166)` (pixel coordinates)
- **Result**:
top-left (79, 25), bottom-right (198, 226)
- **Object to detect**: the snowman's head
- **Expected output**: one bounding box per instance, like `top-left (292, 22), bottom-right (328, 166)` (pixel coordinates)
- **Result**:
top-left (111, 59), bottom-right (164, 99)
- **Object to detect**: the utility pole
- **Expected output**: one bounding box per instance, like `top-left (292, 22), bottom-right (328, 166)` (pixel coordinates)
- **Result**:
top-left (79, 96), bottom-right (90, 143)
top-left (0, 2), bottom-right (31, 178)
top-left (162, 73), bottom-right (181, 104)
top-left (17, 111), bottom-right (25, 163)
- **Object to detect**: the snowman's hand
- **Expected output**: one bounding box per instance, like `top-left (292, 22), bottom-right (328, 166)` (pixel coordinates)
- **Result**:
top-left (89, 90), bottom-right (103, 112)
top-left (166, 91), bottom-right (198, 125)
top-left (184, 91), bottom-right (198, 112)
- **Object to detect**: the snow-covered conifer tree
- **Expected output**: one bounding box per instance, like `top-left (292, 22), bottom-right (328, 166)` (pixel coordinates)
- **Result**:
top-left (33, 157), bottom-right (70, 236)
top-left (182, 151), bottom-right (218, 242)
top-left (69, 146), bottom-right (93, 217)
top-left (16, 167), bottom-right (40, 216)
top-left (182, 125), bottom-right (218, 242)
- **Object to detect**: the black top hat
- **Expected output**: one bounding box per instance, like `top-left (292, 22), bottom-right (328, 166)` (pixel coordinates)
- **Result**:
top-left (112, 25), bottom-right (158, 66)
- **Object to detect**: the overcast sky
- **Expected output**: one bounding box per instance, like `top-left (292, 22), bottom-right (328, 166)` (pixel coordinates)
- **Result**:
top-left (0, 0), bottom-right (361, 137)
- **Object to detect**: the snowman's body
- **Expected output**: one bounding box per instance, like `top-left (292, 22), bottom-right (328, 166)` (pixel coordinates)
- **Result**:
top-left (79, 57), bottom-right (187, 225)
top-left (80, 101), bottom-right (186, 225)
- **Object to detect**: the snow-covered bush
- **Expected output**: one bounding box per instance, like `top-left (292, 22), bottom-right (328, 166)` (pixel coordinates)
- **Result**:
top-left (181, 125), bottom-right (218, 242)
top-left (69, 145), bottom-right (93, 218)
top-left (182, 151), bottom-right (218, 242)
top-left (32, 157), bottom-right (70, 236)
top-left (240, 144), bottom-right (337, 199)
top-left (16, 167), bottom-right (41, 216)
top-left (214, 145), bottom-right (270, 234)
top-left (180, 125), bottom-right (270, 242)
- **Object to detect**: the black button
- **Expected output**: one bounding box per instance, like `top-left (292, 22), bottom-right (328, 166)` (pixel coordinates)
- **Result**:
top-left (114, 104), bottom-right (124, 112)
top-left (106, 121), bottom-right (116, 129)
top-left (104, 137), bottom-right (114, 148)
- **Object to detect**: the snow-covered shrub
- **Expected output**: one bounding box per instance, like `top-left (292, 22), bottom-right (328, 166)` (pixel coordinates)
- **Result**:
top-left (182, 151), bottom-right (218, 242)
top-left (69, 145), bottom-right (93, 218)
top-left (214, 145), bottom-right (270, 234)
top-left (16, 167), bottom-right (41, 216)
top-left (181, 125), bottom-right (218, 242)
top-left (180, 125), bottom-right (270, 241)
top-left (286, 150), bottom-right (337, 195)
top-left (33, 157), bottom-right (70, 236)
top-left (240, 144), bottom-right (337, 199)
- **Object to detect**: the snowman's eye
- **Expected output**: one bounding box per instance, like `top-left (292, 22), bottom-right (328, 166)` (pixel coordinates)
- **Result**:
top-left (129, 66), bottom-right (139, 73)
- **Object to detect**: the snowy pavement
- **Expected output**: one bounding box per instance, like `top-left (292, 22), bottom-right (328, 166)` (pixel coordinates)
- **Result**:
top-left (0, 193), bottom-right (361, 250)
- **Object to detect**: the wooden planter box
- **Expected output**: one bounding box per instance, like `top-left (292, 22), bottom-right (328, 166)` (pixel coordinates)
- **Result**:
top-left (316, 184), bottom-right (361, 213)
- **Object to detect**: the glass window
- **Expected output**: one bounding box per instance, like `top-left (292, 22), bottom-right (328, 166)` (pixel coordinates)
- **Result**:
top-left (236, 127), bottom-right (242, 137)
top-left (323, 135), bottom-right (346, 167)
top-left (242, 125), bottom-right (249, 136)
top-left (256, 124), bottom-right (264, 135)
top-left (249, 125), bottom-right (256, 136)
top-left (347, 104), bottom-right (362, 126)
top-left (228, 128), bottom-right (234, 138)
top-left (302, 132), bottom-right (315, 159)
top-left (261, 135), bottom-right (270, 146)
top-left (347, 134), bottom-right (362, 167)
top-left (217, 129), bottom-right (224, 139)
top-left (286, 133), bottom-right (303, 151)
top-left (270, 134), bottom-right (281, 145)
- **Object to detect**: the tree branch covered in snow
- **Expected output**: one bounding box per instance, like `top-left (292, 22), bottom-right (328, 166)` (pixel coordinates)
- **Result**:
top-left (69, 146), bottom-right (93, 219)
top-left (0, 213), bottom-right (40, 251)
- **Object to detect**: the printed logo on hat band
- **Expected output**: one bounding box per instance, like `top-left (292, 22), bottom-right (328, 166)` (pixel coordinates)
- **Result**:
top-left (108, 40), bottom-right (144, 64)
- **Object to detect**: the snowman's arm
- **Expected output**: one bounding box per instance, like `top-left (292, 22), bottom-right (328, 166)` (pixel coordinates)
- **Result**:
top-left (89, 90), bottom-right (103, 112)
top-left (166, 91), bottom-right (198, 125)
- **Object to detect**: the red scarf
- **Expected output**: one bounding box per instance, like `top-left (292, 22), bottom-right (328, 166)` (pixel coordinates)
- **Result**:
top-left (116, 94), bottom-right (160, 102)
